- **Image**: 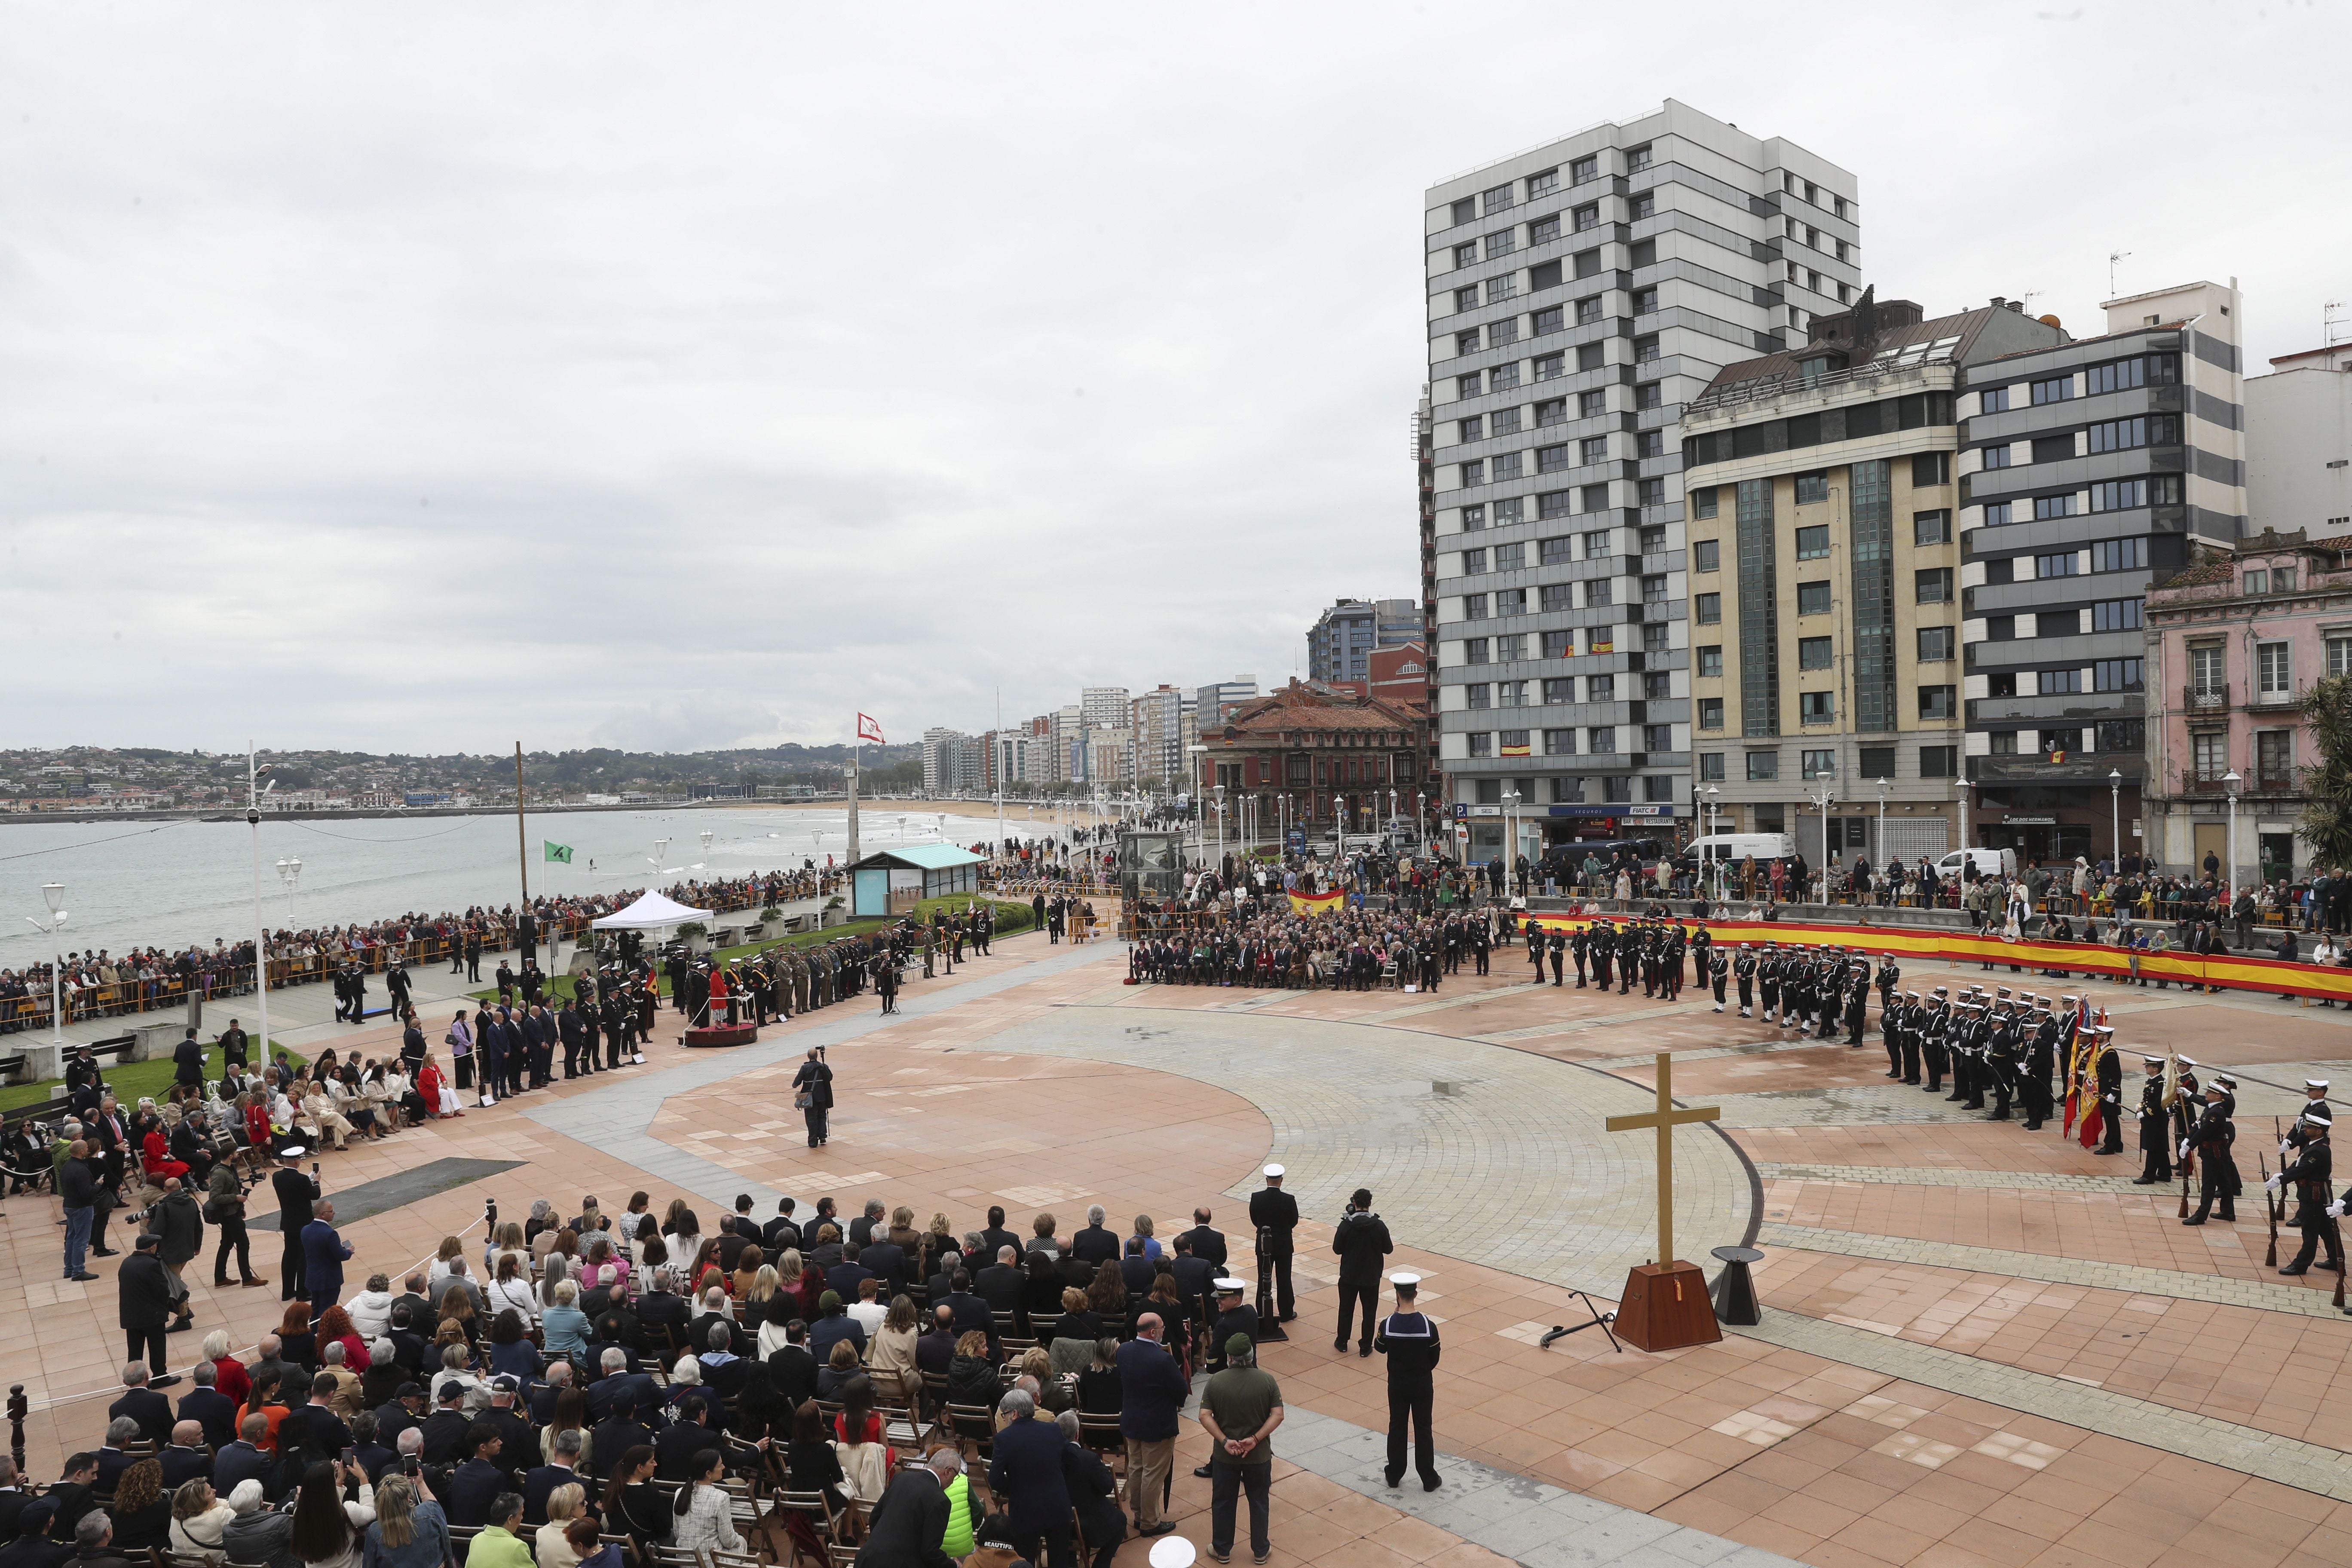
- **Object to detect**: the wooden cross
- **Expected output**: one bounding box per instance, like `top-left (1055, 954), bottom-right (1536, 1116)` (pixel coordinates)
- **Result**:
top-left (1604, 1052), bottom-right (1722, 1267)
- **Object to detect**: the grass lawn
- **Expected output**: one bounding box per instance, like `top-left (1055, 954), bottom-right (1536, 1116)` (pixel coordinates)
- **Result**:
top-left (0, 1040), bottom-right (309, 1115)
top-left (466, 896), bottom-right (1038, 1004)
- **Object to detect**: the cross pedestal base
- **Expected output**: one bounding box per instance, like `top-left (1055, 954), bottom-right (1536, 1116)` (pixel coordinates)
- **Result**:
top-left (1614, 1261), bottom-right (1722, 1351)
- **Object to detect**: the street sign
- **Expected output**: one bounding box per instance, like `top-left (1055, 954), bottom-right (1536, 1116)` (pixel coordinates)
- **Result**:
top-left (1286, 830), bottom-right (1305, 853)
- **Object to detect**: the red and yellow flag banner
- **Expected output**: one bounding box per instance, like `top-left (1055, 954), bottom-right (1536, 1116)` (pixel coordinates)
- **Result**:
top-left (1515, 912), bottom-right (2352, 1004)
top-left (1288, 889), bottom-right (1347, 917)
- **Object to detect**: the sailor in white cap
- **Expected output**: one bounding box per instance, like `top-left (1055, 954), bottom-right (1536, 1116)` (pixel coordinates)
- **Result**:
top-left (2271, 1105), bottom-right (2343, 1276)
top-left (2288, 1081), bottom-right (2334, 1156)
top-left (1374, 1271), bottom-right (1442, 1492)
top-left (2182, 1078), bottom-right (2242, 1227)
top-left (271, 1146), bottom-right (322, 1303)
top-left (2134, 1056), bottom-right (2174, 1185)
top-left (1247, 1167), bottom-right (1298, 1323)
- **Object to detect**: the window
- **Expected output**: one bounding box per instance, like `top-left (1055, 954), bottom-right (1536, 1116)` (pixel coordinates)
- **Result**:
top-left (1579, 435), bottom-right (1608, 466)
top-left (1694, 539), bottom-right (1720, 572)
top-left (1919, 746), bottom-right (1958, 778)
top-left (1570, 155), bottom-right (1598, 184)
top-left (1542, 728), bottom-right (1574, 755)
top-left (2331, 637), bottom-right (2352, 677)
top-left (1459, 460), bottom-right (1484, 487)
top-left (1491, 452), bottom-right (1523, 481)
top-left (1644, 671), bottom-right (1670, 699)
top-left (1580, 578), bottom-right (1612, 609)
top-left (1632, 288), bottom-right (1658, 315)
top-left (2037, 609), bottom-right (2081, 637)
top-left (1800, 692), bottom-right (1835, 726)
top-left (2258, 730), bottom-right (2294, 781)
top-left (1795, 524), bottom-right (1830, 559)
top-left (1482, 184), bottom-right (1514, 215)
top-left (2244, 569), bottom-right (2267, 595)
top-left (1542, 679), bottom-right (1573, 705)
top-left (1588, 727), bottom-right (1617, 753)
top-left (1629, 192), bottom-right (1656, 221)
top-left (1467, 732), bottom-right (1492, 757)
top-left (2038, 729), bottom-right (2082, 758)
top-left (1636, 430), bottom-right (1664, 459)
top-left (2097, 719), bottom-right (2147, 754)
top-left (1455, 331), bottom-right (1480, 357)
top-left (1990, 731), bottom-right (2019, 755)
top-left (1527, 167), bottom-right (1559, 199)
top-left (1918, 685), bottom-right (1957, 720)
top-left (1532, 305), bottom-right (1564, 335)
top-left (1634, 335), bottom-right (1660, 364)
top-left (2031, 434), bottom-right (2075, 465)
top-left (1638, 478), bottom-right (1665, 508)
top-left (1579, 389), bottom-right (1607, 418)
top-left (2192, 731), bottom-right (2228, 781)
top-left (1461, 548), bottom-right (1487, 575)
top-left (1464, 683), bottom-right (1491, 709)
top-left (1498, 728), bottom-right (1531, 756)
top-left (1536, 490), bottom-right (1572, 520)
top-left (2091, 598), bottom-right (2144, 632)
top-left (1458, 415), bottom-right (1483, 443)
top-left (1746, 751), bottom-right (1779, 781)
top-left (1858, 746), bottom-right (1897, 778)
top-left (2037, 669), bottom-right (2082, 695)
top-left (1979, 385), bottom-right (2011, 414)
top-left (1454, 286), bottom-right (1480, 314)
top-left (2036, 552), bottom-right (2080, 578)
top-left (1449, 197), bottom-right (1476, 226)
top-left (1529, 213), bottom-right (1562, 246)
top-left (1495, 633), bottom-right (1526, 662)
top-left (1452, 242), bottom-right (1479, 270)
top-left (1592, 626), bottom-right (1617, 655)
top-left (1465, 637), bottom-right (1490, 664)
top-left (1460, 504), bottom-right (1486, 532)
top-left (1798, 581), bottom-right (1832, 615)
top-left (2088, 415), bottom-right (2178, 454)
top-left (1577, 343), bottom-right (1605, 372)
top-left (2258, 641), bottom-right (2292, 699)
top-left (1912, 452), bottom-right (1951, 487)
top-left (1535, 398), bottom-right (1567, 427)
top-left (1635, 382), bottom-right (1663, 409)
top-left (1698, 696), bottom-right (1725, 729)
top-left (1915, 568), bottom-right (1954, 603)
top-left (1493, 542), bottom-right (1525, 571)
top-left (1603, 775), bottom-right (1634, 803)
top-left (1641, 724), bottom-right (1672, 753)
top-left (1795, 472), bottom-right (1829, 505)
top-left (1984, 501), bottom-right (2013, 526)
top-left (1488, 318), bottom-right (1519, 346)
top-left (2085, 537), bottom-right (2144, 573)
top-left (1497, 589), bottom-right (1528, 619)
top-left (1801, 747), bottom-right (1836, 776)
top-left (1641, 573), bottom-right (1668, 605)
top-left (1533, 352), bottom-right (1565, 381)
top-left (1917, 626), bottom-right (1953, 661)
top-left (1486, 274), bottom-right (1519, 306)
top-left (1458, 372), bottom-right (1482, 398)
top-left (1798, 635), bottom-right (1833, 670)
top-left (1913, 510), bottom-right (1951, 546)
top-left (1696, 592), bottom-right (1722, 624)
top-left (1490, 408), bottom-right (1521, 436)
top-left (2030, 375), bottom-right (2074, 405)
top-left (1693, 487), bottom-right (1719, 519)
top-left (1583, 529), bottom-right (1612, 558)
top-left (1981, 445), bottom-right (2012, 470)
top-left (1698, 753), bottom-right (1725, 781)
top-left (1571, 202), bottom-right (1600, 233)
top-left (1576, 295), bottom-right (1603, 325)
top-left (2094, 658), bottom-right (2144, 692)
top-left (1489, 362), bottom-right (1519, 390)
top-left (2276, 567), bottom-right (2297, 592)
top-left (1637, 523), bottom-right (1666, 554)
top-left (1987, 615), bottom-right (2016, 640)
top-left (1697, 645), bottom-right (1723, 676)
top-left (1540, 629), bottom-right (1573, 658)
top-left (2034, 494), bottom-right (2078, 521)
top-left (1626, 144), bottom-right (1652, 172)
top-left (2084, 356), bottom-right (2150, 395)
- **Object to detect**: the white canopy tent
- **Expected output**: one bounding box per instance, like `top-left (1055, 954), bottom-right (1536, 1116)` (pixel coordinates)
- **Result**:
top-left (590, 889), bottom-right (714, 931)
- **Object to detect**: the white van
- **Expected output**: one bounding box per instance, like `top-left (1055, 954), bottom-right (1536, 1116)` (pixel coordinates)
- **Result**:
top-left (1682, 833), bottom-right (1797, 868)
top-left (1935, 847), bottom-right (2018, 880)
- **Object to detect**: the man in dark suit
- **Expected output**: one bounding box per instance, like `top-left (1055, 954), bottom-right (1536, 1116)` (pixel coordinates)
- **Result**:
top-left (1116, 1318), bottom-right (1187, 1539)
top-left (1178, 1208), bottom-right (1228, 1269)
top-left (760, 1200), bottom-right (802, 1254)
top-left (33, 1454), bottom-right (100, 1547)
top-left (974, 1247), bottom-right (1024, 1317)
top-left (586, 1397), bottom-right (653, 1486)
top-left (300, 1201), bottom-right (353, 1309)
top-left (848, 1200), bottom-right (888, 1251)
top-left (712, 1216), bottom-right (750, 1276)
top-left (825, 1245), bottom-right (876, 1307)
top-left (633, 1271), bottom-right (690, 1356)
top-left (418, 1384), bottom-right (476, 1466)
top-left (444, 1426), bottom-right (509, 1526)
top-left (178, 1367), bottom-right (240, 1451)
top-left (1170, 1237), bottom-right (1217, 1324)
top-left (478, 1381), bottom-right (536, 1485)
top-left (938, 1275), bottom-right (995, 1353)
top-left (271, 1152), bottom-right (321, 1302)
top-left (373, 1384), bottom-right (427, 1450)
top-left (764, 1320), bottom-right (820, 1409)
top-left (988, 1391), bottom-right (1072, 1568)
top-left (1068, 1207), bottom-right (1120, 1267)
top-left (1246, 1165), bottom-right (1300, 1322)
top-left (209, 1420), bottom-right (273, 1502)
top-left (1330, 1188), bottom-right (1394, 1356)
top-left (281, 1374), bottom-right (353, 1467)
top-left (924, 1255), bottom-right (959, 1308)
top-left (652, 1398), bottom-right (720, 1481)
top-left (860, 1231), bottom-right (908, 1297)
top-left (696, 1323), bottom-right (750, 1406)
top-left (521, 1429), bottom-right (595, 1525)
top-left (853, 1450), bottom-right (961, 1568)
top-left (683, 1291), bottom-right (733, 1357)
top-left (583, 1351), bottom-right (654, 1426)
top-left (1118, 1239), bottom-right (1155, 1299)
top-left (913, 1308), bottom-right (958, 1382)
top-left (107, 1366), bottom-right (173, 1446)
top-left (92, 1424), bottom-right (141, 1495)
top-left (347, 1413), bottom-right (396, 1487)
top-left (116, 1237), bottom-right (178, 1385)
top-left (158, 1423), bottom-right (214, 1491)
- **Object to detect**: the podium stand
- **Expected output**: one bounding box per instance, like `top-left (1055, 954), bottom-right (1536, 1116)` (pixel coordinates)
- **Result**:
top-left (1614, 1261), bottom-right (1721, 1351)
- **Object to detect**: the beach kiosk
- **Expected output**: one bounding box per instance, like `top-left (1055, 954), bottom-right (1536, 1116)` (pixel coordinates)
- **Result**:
top-left (847, 843), bottom-right (984, 917)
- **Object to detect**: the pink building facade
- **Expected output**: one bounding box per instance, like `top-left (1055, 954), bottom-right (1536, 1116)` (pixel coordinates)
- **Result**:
top-left (2144, 529), bottom-right (2352, 885)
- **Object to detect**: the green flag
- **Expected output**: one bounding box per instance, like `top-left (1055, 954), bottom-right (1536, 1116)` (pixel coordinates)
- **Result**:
top-left (544, 840), bottom-right (574, 864)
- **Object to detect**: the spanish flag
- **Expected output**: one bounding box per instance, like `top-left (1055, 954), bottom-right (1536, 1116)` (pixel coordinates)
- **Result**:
top-left (1501, 738), bottom-right (1531, 756)
top-left (1289, 889), bottom-right (1346, 916)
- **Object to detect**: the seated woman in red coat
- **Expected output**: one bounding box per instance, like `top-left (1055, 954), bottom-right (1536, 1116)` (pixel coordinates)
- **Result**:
top-left (142, 1125), bottom-right (190, 1182)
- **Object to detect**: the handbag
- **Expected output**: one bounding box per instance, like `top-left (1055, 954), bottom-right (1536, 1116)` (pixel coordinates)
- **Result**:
top-left (793, 1090), bottom-right (812, 1110)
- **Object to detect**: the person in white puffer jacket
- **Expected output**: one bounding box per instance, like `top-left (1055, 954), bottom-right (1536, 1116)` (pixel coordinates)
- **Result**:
top-left (348, 1274), bottom-right (398, 1341)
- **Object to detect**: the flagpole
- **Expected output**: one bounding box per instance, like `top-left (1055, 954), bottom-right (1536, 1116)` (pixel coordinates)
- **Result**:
top-left (848, 737), bottom-right (861, 866)
top-left (515, 742), bottom-right (534, 966)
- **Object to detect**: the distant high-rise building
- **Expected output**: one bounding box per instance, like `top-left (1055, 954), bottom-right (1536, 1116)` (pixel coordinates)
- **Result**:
top-left (1193, 676), bottom-right (1259, 730)
top-left (920, 727), bottom-right (984, 796)
top-left (1080, 687), bottom-right (1131, 729)
top-left (2245, 341), bottom-right (2352, 534)
top-left (1307, 598), bottom-right (1420, 683)
top-left (1425, 101), bottom-right (1857, 863)
top-left (1129, 685), bottom-right (1188, 788)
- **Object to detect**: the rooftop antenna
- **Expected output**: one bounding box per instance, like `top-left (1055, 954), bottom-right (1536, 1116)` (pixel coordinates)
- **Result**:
top-left (2107, 250), bottom-right (2132, 299)
top-left (2326, 301), bottom-right (2349, 348)
top-left (2022, 289), bottom-right (2046, 315)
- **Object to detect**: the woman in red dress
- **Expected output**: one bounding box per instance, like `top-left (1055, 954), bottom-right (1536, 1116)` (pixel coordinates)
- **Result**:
top-left (416, 1056), bottom-right (451, 1119)
top-left (141, 1126), bottom-right (189, 1182)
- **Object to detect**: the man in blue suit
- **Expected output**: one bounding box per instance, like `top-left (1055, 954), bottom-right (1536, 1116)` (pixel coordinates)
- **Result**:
top-left (986, 1390), bottom-right (1073, 1568)
top-left (478, 1012), bottom-right (507, 1106)
top-left (301, 1201), bottom-right (353, 1308)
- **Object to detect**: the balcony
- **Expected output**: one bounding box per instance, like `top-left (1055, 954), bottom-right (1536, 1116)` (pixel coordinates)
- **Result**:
top-left (1968, 755), bottom-right (2143, 786)
top-left (2183, 683), bottom-right (2229, 714)
top-left (2179, 770), bottom-right (2297, 797)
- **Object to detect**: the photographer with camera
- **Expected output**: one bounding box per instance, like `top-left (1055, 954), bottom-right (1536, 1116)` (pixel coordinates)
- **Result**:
top-left (1330, 1188), bottom-right (1392, 1356)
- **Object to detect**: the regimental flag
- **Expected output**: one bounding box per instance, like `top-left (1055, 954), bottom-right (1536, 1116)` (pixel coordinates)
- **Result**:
top-left (544, 840), bottom-right (574, 864)
top-left (1289, 889), bottom-right (1346, 916)
top-left (857, 712), bottom-right (886, 744)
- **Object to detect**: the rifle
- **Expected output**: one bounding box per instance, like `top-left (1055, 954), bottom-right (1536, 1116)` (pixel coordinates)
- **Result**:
top-left (2261, 1153), bottom-right (2277, 1267)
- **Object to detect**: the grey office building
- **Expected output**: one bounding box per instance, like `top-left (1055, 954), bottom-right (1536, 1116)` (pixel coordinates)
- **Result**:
top-left (1308, 597), bottom-right (1420, 684)
top-left (1423, 100), bottom-right (1859, 861)
top-left (1957, 279), bottom-right (2245, 864)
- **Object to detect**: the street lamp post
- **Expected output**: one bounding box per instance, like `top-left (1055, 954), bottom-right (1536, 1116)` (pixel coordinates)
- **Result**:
top-left (276, 857), bottom-right (303, 923)
top-left (246, 747), bottom-right (273, 1058)
top-left (1809, 785), bottom-right (1837, 904)
top-left (1502, 788), bottom-right (1520, 897)
top-left (1876, 777), bottom-right (1889, 879)
top-left (1702, 784), bottom-right (1721, 900)
top-left (2108, 768), bottom-right (2123, 871)
top-left (2224, 770), bottom-right (2242, 894)
top-left (27, 882), bottom-right (67, 1053)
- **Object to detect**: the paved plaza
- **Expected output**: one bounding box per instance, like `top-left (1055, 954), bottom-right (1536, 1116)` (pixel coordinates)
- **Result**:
top-left (9, 922), bottom-right (2352, 1568)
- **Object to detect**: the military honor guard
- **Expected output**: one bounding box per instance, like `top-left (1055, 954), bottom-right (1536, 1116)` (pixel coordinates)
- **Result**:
top-left (1373, 1271), bottom-right (1442, 1493)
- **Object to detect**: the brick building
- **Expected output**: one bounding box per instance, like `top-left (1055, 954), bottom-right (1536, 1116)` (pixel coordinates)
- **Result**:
top-left (1192, 679), bottom-right (1430, 842)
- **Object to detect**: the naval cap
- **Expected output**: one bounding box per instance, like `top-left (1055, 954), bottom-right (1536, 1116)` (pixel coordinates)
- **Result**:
top-left (1262, 1164), bottom-right (1284, 1178)
top-left (1389, 1271), bottom-right (1421, 1288)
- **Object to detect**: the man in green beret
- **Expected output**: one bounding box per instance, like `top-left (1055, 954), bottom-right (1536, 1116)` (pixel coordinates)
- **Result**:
top-left (1197, 1333), bottom-right (1283, 1565)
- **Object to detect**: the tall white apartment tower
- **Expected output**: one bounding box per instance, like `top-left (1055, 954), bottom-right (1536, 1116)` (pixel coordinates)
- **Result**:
top-left (1424, 100), bottom-right (1859, 861)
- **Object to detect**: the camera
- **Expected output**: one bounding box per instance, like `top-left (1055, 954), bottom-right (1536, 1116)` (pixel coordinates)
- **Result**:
top-left (485, 1198), bottom-right (498, 1225)
top-left (246, 808), bottom-right (261, 827)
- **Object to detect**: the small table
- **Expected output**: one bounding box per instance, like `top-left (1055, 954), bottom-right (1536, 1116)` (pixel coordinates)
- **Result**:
top-left (1710, 1245), bottom-right (1765, 1326)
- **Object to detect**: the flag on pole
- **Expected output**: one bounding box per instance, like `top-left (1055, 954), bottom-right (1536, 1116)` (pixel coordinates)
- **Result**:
top-left (857, 713), bottom-right (886, 744)
top-left (543, 840), bottom-right (574, 864)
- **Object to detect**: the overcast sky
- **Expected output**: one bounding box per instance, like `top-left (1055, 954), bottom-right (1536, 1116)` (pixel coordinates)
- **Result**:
top-left (4, 0), bottom-right (2346, 756)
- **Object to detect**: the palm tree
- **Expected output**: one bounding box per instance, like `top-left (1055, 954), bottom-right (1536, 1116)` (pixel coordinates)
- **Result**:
top-left (2296, 674), bottom-right (2352, 868)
